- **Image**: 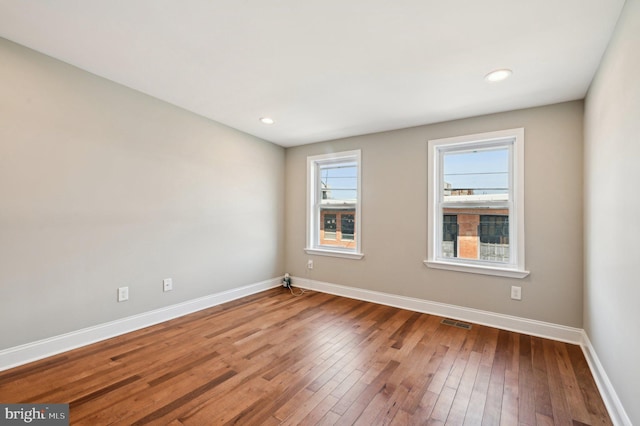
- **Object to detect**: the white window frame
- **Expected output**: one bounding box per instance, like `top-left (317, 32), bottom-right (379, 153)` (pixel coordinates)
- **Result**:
top-left (305, 150), bottom-right (364, 259)
top-left (425, 129), bottom-right (529, 278)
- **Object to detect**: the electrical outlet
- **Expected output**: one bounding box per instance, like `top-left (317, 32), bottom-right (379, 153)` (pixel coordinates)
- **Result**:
top-left (118, 286), bottom-right (129, 302)
top-left (511, 286), bottom-right (522, 300)
top-left (163, 278), bottom-right (173, 292)
top-left (283, 273), bottom-right (291, 289)
top-left (307, 259), bottom-right (313, 269)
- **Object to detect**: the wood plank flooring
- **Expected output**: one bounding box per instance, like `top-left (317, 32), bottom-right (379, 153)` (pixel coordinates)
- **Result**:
top-left (0, 288), bottom-right (612, 425)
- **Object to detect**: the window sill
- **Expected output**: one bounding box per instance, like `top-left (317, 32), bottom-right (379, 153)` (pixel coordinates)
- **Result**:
top-left (424, 260), bottom-right (529, 279)
top-left (305, 248), bottom-right (364, 260)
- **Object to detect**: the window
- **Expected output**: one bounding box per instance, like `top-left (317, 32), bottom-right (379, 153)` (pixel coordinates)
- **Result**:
top-left (306, 150), bottom-right (363, 259)
top-left (426, 129), bottom-right (528, 278)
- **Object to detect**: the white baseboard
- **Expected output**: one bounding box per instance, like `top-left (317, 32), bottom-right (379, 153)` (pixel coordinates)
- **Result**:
top-left (580, 332), bottom-right (632, 426)
top-left (294, 277), bottom-right (583, 343)
top-left (0, 278), bottom-right (281, 372)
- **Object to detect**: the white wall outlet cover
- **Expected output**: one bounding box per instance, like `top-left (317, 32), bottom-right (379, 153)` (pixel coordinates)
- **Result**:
top-left (511, 286), bottom-right (522, 300)
top-left (118, 287), bottom-right (129, 302)
top-left (163, 278), bottom-right (173, 292)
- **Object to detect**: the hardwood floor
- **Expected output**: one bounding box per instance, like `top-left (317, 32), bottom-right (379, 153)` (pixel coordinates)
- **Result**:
top-left (0, 288), bottom-right (611, 425)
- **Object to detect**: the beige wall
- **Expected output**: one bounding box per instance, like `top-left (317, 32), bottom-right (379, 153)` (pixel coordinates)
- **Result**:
top-left (0, 38), bottom-right (285, 350)
top-left (584, 0), bottom-right (640, 423)
top-left (286, 101), bottom-right (584, 327)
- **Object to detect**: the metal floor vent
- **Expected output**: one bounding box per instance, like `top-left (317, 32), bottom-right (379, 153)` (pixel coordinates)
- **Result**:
top-left (441, 318), bottom-right (472, 330)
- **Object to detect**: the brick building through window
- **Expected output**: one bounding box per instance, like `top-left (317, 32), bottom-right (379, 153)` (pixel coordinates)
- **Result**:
top-left (441, 209), bottom-right (509, 262)
top-left (320, 209), bottom-right (356, 248)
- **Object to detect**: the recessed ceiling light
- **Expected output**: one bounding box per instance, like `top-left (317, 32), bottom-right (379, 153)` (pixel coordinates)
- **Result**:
top-left (259, 117), bottom-right (275, 125)
top-left (485, 69), bottom-right (513, 82)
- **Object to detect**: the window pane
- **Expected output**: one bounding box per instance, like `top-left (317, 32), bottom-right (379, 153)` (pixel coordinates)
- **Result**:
top-left (319, 210), bottom-right (357, 248)
top-left (479, 215), bottom-right (509, 262)
top-left (320, 163), bottom-right (357, 204)
top-left (479, 215), bottom-right (509, 244)
top-left (442, 215), bottom-right (457, 258)
top-left (323, 213), bottom-right (337, 240)
top-left (443, 147), bottom-right (509, 201)
top-left (441, 209), bottom-right (510, 263)
top-left (341, 214), bottom-right (355, 240)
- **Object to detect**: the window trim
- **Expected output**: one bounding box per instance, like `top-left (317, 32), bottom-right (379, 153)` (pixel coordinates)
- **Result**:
top-left (305, 150), bottom-right (363, 260)
top-left (425, 128), bottom-right (529, 278)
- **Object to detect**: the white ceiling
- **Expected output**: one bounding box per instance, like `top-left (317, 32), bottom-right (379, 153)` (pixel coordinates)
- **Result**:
top-left (0, 0), bottom-right (625, 147)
